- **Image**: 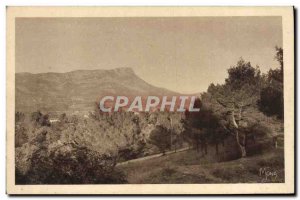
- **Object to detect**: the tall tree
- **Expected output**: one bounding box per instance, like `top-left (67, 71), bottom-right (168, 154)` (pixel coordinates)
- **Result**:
top-left (258, 47), bottom-right (284, 119)
top-left (207, 58), bottom-right (261, 157)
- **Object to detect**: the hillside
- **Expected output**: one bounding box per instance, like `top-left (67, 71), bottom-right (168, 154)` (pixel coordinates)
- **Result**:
top-left (117, 146), bottom-right (284, 184)
top-left (16, 68), bottom-right (179, 113)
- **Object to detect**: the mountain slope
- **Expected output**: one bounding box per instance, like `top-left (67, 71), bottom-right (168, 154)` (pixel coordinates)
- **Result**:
top-left (15, 68), bottom-right (179, 113)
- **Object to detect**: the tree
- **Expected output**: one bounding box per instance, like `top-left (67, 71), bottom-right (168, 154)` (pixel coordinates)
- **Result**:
top-left (258, 47), bottom-right (284, 119)
top-left (31, 111), bottom-right (50, 127)
top-left (16, 142), bottom-right (126, 184)
top-left (275, 46), bottom-right (283, 72)
top-left (15, 117), bottom-right (127, 184)
top-left (183, 99), bottom-right (226, 156)
top-left (149, 125), bottom-right (171, 154)
top-left (15, 111), bottom-right (25, 122)
top-left (207, 59), bottom-right (262, 157)
top-left (15, 124), bottom-right (28, 147)
top-left (259, 86), bottom-right (283, 118)
top-left (182, 98), bottom-right (217, 156)
top-left (225, 58), bottom-right (261, 90)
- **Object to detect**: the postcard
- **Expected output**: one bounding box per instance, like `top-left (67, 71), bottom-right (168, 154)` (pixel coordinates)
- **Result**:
top-left (6, 6), bottom-right (294, 194)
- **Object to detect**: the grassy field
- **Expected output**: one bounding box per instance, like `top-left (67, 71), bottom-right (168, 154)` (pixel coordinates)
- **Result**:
top-left (117, 146), bottom-right (284, 184)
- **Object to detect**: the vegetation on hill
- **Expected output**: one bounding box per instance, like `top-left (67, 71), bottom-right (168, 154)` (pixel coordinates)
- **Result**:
top-left (15, 47), bottom-right (284, 184)
top-left (15, 67), bottom-right (179, 112)
top-left (117, 147), bottom-right (284, 184)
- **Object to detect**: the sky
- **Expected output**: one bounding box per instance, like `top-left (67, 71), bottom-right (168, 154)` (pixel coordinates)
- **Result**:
top-left (16, 17), bottom-right (282, 94)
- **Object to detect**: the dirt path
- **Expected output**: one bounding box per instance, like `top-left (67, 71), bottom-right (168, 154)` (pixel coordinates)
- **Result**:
top-left (116, 147), bottom-right (190, 166)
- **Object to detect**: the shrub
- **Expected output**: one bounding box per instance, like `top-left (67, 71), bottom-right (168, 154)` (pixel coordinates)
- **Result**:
top-left (16, 142), bottom-right (127, 184)
top-left (149, 125), bottom-right (171, 154)
top-left (258, 86), bottom-right (283, 119)
top-left (31, 111), bottom-right (51, 126)
top-left (15, 125), bottom-right (28, 147)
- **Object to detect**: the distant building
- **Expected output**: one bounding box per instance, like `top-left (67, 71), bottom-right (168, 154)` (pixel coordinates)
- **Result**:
top-left (49, 118), bottom-right (60, 123)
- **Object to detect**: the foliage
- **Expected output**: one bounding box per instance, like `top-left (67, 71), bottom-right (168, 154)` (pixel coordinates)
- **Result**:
top-left (258, 47), bottom-right (283, 119)
top-left (14, 46), bottom-right (284, 183)
top-left (258, 86), bottom-right (283, 118)
top-left (15, 124), bottom-right (28, 147)
top-left (201, 47), bottom-right (284, 157)
top-left (15, 111), bottom-right (25, 122)
top-left (149, 125), bottom-right (171, 154)
top-left (182, 96), bottom-right (229, 154)
top-left (15, 111), bottom-right (129, 184)
top-left (15, 109), bottom-right (186, 184)
top-left (31, 111), bottom-right (51, 126)
top-left (23, 142), bottom-right (126, 184)
top-left (225, 58), bottom-right (261, 90)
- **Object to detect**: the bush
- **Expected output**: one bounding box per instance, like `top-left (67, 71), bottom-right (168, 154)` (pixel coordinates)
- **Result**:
top-left (31, 111), bottom-right (51, 126)
top-left (15, 125), bottom-right (28, 147)
top-left (248, 122), bottom-right (272, 138)
top-left (225, 58), bottom-right (261, 90)
top-left (117, 140), bottom-right (146, 161)
top-left (149, 125), bottom-right (171, 154)
top-left (258, 86), bottom-right (283, 119)
top-left (15, 112), bottom-right (25, 122)
top-left (16, 142), bottom-right (127, 184)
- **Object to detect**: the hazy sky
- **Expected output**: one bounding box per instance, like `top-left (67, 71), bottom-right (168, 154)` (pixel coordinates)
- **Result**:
top-left (16, 17), bottom-right (282, 94)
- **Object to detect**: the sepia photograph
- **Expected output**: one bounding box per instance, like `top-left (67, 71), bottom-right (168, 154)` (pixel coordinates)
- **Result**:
top-left (6, 6), bottom-right (294, 194)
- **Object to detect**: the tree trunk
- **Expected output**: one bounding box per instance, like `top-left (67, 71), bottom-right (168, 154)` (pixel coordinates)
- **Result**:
top-left (201, 140), bottom-right (208, 156)
top-left (215, 142), bottom-right (219, 155)
top-left (273, 137), bottom-right (278, 149)
top-left (174, 142), bottom-right (177, 153)
top-left (235, 129), bottom-right (246, 157)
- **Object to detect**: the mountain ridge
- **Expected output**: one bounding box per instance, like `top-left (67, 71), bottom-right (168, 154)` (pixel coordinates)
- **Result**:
top-left (16, 67), bottom-right (182, 113)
